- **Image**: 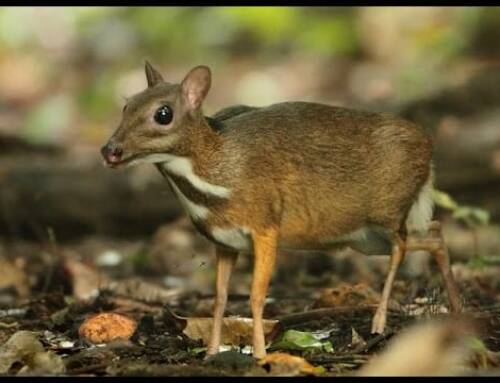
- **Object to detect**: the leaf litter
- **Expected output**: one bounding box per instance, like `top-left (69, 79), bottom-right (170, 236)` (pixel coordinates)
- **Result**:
top-left (0, 227), bottom-right (499, 377)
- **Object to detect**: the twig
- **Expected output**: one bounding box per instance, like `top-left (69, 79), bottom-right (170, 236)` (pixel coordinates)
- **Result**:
top-left (69, 362), bottom-right (110, 375)
top-left (276, 306), bottom-right (377, 328)
top-left (42, 226), bottom-right (59, 293)
top-left (0, 321), bottom-right (19, 328)
top-left (109, 297), bottom-right (163, 315)
top-left (352, 331), bottom-right (394, 354)
top-left (307, 353), bottom-right (369, 364)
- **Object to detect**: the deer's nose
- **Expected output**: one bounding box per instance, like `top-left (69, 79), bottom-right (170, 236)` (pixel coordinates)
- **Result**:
top-left (101, 141), bottom-right (123, 165)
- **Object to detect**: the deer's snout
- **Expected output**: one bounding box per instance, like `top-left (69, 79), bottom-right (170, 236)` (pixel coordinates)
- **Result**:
top-left (101, 140), bottom-right (123, 166)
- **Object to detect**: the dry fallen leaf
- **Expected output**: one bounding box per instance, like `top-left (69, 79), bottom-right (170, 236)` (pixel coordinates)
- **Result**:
top-left (350, 327), bottom-right (367, 350)
top-left (65, 257), bottom-right (181, 303)
top-left (0, 331), bottom-right (65, 375)
top-left (165, 308), bottom-right (279, 346)
top-left (106, 278), bottom-right (182, 303)
top-left (186, 316), bottom-right (279, 346)
top-left (0, 256), bottom-right (30, 298)
top-left (64, 258), bottom-right (110, 300)
top-left (78, 312), bottom-right (138, 344)
top-left (258, 352), bottom-right (322, 376)
top-left (313, 282), bottom-right (381, 308)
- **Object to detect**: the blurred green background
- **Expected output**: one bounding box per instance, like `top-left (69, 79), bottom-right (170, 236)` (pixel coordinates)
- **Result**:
top-left (1, 6), bottom-right (499, 148)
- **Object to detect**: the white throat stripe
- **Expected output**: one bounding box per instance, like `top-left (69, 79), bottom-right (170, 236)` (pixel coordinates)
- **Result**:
top-left (158, 155), bottom-right (230, 199)
top-left (166, 177), bottom-right (209, 220)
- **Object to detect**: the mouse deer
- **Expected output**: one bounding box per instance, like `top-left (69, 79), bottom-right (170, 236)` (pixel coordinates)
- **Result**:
top-left (101, 62), bottom-right (462, 359)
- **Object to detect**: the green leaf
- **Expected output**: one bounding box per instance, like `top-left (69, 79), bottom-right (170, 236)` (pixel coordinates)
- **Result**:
top-left (452, 206), bottom-right (490, 227)
top-left (129, 251), bottom-right (150, 268)
top-left (432, 189), bottom-right (458, 210)
top-left (433, 189), bottom-right (490, 228)
top-left (269, 329), bottom-right (334, 353)
top-left (322, 341), bottom-right (334, 353)
top-left (467, 255), bottom-right (500, 269)
top-left (466, 256), bottom-right (487, 269)
top-left (189, 347), bottom-right (207, 355)
top-left (466, 336), bottom-right (487, 352)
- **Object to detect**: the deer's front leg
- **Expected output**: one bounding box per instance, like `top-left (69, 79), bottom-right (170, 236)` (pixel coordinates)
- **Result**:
top-left (250, 228), bottom-right (278, 359)
top-left (206, 246), bottom-right (238, 356)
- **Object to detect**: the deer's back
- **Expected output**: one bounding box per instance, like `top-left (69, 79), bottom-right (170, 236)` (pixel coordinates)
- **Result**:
top-left (215, 102), bottom-right (432, 246)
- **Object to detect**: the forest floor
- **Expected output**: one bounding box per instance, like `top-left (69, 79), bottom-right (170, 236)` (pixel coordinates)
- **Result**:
top-left (0, 217), bottom-right (499, 376)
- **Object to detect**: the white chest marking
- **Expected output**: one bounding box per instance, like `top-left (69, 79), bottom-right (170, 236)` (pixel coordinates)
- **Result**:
top-left (162, 155), bottom-right (231, 198)
top-left (211, 227), bottom-right (252, 251)
top-left (165, 177), bottom-right (209, 221)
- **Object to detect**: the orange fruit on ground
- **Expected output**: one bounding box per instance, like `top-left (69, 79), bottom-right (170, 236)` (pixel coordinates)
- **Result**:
top-left (78, 312), bottom-right (138, 344)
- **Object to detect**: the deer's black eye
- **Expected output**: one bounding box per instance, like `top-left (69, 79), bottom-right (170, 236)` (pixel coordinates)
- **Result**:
top-left (154, 105), bottom-right (173, 125)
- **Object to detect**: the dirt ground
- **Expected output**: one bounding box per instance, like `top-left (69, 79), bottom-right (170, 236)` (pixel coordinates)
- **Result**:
top-left (0, 216), bottom-right (499, 377)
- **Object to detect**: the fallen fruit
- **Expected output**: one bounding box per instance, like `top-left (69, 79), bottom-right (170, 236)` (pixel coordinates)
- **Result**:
top-left (78, 312), bottom-right (137, 344)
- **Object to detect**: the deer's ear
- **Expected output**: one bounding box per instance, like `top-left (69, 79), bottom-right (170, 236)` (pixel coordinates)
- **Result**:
top-left (181, 65), bottom-right (211, 109)
top-left (144, 60), bottom-right (164, 87)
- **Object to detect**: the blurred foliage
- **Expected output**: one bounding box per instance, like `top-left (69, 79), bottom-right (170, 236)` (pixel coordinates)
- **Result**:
top-left (433, 189), bottom-right (494, 263)
top-left (0, 7), bottom-right (498, 146)
top-left (467, 255), bottom-right (500, 269)
top-left (433, 190), bottom-right (490, 229)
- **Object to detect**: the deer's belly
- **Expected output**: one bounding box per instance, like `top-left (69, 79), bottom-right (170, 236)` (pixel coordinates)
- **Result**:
top-left (210, 226), bottom-right (253, 251)
top-left (205, 224), bottom-right (392, 256)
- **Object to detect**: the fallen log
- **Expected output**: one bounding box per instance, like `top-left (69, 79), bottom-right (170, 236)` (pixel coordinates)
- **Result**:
top-left (0, 159), bottom-right (182, 241)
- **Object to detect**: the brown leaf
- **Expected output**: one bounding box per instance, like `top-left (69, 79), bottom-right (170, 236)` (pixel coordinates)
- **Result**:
top-left (65, 257), bottom-right (181, 303)
top-left (165, 308), bottom-right (279, 346)
top-left (186, 316), bottom-right (279, 346)
top-left (0, 331), bottom-right (65, 375)
top-left (258, 352), bottom-right (322, 376)
top-left (350, 327), bottom-right (367, 350)
top-left (106, 278), bottom-right (182, 303)
top-left (64, 258), bottom-right (110, 300)
top-left (0, 256), bottom-right (30, 298)
top-left (78, 312), bottom-right (137, 344)
top-left (313, 282), bottom-right (381, 308)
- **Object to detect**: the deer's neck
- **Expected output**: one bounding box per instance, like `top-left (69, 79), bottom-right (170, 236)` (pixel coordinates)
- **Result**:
top-left (155, 116), bottom-right (231, 221)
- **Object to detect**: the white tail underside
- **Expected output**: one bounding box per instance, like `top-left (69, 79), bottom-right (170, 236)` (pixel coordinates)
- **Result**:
top-left (405, 168), bottom-right (435, 234)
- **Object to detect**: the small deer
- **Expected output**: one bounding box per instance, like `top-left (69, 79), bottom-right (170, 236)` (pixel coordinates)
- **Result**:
top-left (101, 62), bottom-right (462, 359)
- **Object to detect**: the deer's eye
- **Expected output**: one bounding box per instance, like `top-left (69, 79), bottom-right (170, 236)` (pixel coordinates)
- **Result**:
top-left (122, 104), bottom-right (128, 112)
top-left (154, 105), bottom-right (173, 125)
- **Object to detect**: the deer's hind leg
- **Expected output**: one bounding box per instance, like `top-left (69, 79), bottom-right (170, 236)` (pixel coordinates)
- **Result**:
top-left (406, 220), bottom-right (462, 313)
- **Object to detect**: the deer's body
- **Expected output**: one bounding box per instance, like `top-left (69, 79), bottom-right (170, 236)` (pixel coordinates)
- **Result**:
top-left (157, 102), bottom-right (432, 255)
top-left (101, 63), bottom-right (462, 360)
